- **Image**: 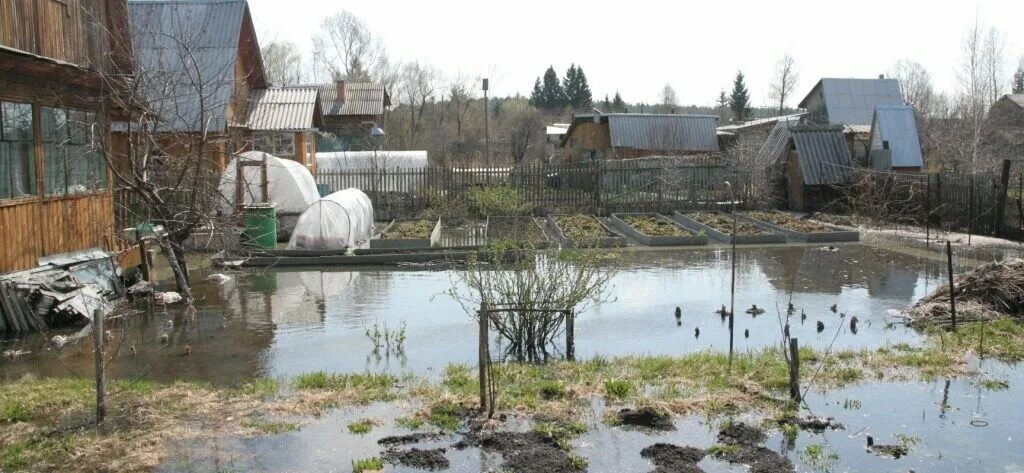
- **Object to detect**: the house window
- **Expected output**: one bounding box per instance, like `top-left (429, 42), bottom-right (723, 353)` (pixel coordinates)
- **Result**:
top-left (0, 101), bottom-right (36, 200)
top-left (41, 107), bottom-right (105, 195)
top-left (253, 132), bottom-right (295, 157)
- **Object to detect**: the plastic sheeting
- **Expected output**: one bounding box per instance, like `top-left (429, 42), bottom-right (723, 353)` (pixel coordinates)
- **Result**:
top-left (287, 188), bottom-right (374, 250)
top-left (316, 151), bottom-right (428, 171)
top-left (219, 151), bottom-right (319, 214)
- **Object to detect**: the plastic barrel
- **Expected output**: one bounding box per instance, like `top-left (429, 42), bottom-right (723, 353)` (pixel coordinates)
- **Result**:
top-left (317, 183), bottom-right (331, 197)
top-left (243, 203), bottom-right (278, 249)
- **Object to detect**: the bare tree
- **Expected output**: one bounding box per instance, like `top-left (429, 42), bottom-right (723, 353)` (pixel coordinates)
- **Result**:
top-left (957, 19), bottom-right (990, 167)
top-left (983, 28), bottom-right (1007, 105)
top-left (312, 11), bottom-right (389, 81)
top-left (448, 73), bottom-right (477, 137)
top-left (397, 61), bottom-right (439, 145)
top-left (659, 83), bottom-right (678, 108)
top-left (768, 53), bottom-right (799, 115)
top-left (500, 98), bottom-right (543, 164)
top-left (261, 40), bottom-right (303, 85)
top-left (890, 59), bottom-right (935, 116)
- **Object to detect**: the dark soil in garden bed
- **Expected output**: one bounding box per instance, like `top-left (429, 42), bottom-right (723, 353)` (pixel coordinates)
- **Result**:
top-left (641, 443), bottom-right (706, 472)
top-left (624, 215), bottom-right (694, 237)
top-left (617, 407), bottom-right (676, 431)
top-left (556, 215), bottom-right (615, 240)
top-left (465, 431), bottom-right (578, 473)
top-left (383, 447), bottom-right (450, 470)
top-left (687, 212), bottom-right (767, 235)
top-left (745, 211), bottom-right (835, 233)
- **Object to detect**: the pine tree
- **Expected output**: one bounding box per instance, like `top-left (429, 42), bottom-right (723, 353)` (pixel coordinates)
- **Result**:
top-left (563, 64), bottom-right (593, 109)
top-left (716, 90), bottom-right (729, 109)
top-left (602, 94), bottom-right (611, 111)
top-left (538, 65), bottom-right (566, 109)
top-left (529, 77), bottom-right (544, 107)
top-left (1014, 68), bottom-right (1024, 94)
top-left (728, 71), bottom-right (751, 122)
top-left (612, 91), bottom-right (625, 112)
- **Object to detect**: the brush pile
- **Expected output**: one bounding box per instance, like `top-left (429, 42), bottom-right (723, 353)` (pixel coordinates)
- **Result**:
top-left (908, 258), bottom-right (1024, 327)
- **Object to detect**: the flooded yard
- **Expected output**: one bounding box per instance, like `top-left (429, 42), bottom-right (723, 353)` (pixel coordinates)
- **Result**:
top-left (2, 242), bottom-right (1022, 472)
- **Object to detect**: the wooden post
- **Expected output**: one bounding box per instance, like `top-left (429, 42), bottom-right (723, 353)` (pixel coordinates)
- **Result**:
top-left (92, 308), bottom-right (106, 424)
top-left (565, 310), bottom-right (575, 361)
top-left (728, 183), bottom-right (737, 371)
top-left (925, 176), bottom-right (931, 248)
top-left (478, 301), bottom-right (490, 412)
top-left (136, 230), bottom-right (150, 282)
top-left (995, 159), bottom-right (1012, 237)
top-left (946, 241), bottom-right (958, 332)
top-left (260, 153), bottom-right (269, 202)
top-left (788, 338), bottom-right (801, 402)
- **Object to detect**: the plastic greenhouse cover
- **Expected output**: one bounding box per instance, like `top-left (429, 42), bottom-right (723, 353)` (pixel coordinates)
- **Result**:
top-left (287, 188), bottom-right (375, 250)
top-left (219, 151), bottom-right (319, 214)
top-left (316, 151), bottom-right (428, 171)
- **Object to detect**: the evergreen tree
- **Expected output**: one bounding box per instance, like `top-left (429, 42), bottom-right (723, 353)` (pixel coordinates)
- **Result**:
top-left (716, 90), bottom-right (729, 109)
top-left (612, 91), bottom-right (625, 112)
top-left (602, 94), bottom-right (611, 111)
top-left (728, 71), bottom-right (751, 122)
top-left (529, 77), bottom-right (544, 107)
top-left (537, 65), bottom-right (566, 109)
top-left (563, 64), bottom-right (593, 109)
top-left (1014, 68), bottom-right (1024, 94)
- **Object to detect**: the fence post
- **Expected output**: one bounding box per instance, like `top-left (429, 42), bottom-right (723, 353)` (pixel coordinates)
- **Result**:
top-left (995, 159), bottom-right (1011, 237)
top-left (565, 309), bottom-right (575, 361)
top-left (788, 338), bottom-right (801, 402)
top-left (946, 241), bottom-right (958, 332)
top-left (478, 301), bottom-right (490, 412)
top-left (92, 308), bottom-right (106, 424)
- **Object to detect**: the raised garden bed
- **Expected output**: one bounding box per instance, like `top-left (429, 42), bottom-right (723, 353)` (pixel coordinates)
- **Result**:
top-left (485, 216), bottom-right (549, 247)
top-left (609, 213), bottom-right (708, 246)
top-left (739, 211), bottom-right (859, 243)
top-left (370, 219), bottom-right (441, 249)
top-left (546, 215), bottom-right (627, 248)
top-left (671, 211), bottom-right (786, 245)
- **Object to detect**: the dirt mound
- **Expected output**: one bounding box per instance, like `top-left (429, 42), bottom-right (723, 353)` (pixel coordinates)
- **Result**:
top-left (712, 445), bottom-right (794, 473)
top-left (716, 422), bottom-right (766, 446)
top-left (378, 432), bottom-right (443, 446)
top-left (383, 447), bottom-right (450, 470)
top-left (617, 407), bottom-right (676, 431)
top-left (908, 258), bottom-right (1024, 326)
top-left (470, 431), bottom-right (578, 473)
top-left (641, 443), bottom-right (706, 472)
top-left (775, 415), bottom-right (844, 433)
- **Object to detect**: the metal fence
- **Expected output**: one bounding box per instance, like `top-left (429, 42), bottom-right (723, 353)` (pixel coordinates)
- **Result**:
top-left (315, 161), bottom-right (758, 220)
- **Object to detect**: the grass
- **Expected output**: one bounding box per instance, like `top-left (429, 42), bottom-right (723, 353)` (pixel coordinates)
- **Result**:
top-left (800, 443), bottom-right (840, 472)
top-left (293, 372), bottom-right (397, 402)
top-left (351, 456), bottom-right (384, 473)
top-left (980, 378), bottom-right (1010, 390)
top-left (603, 379), bottom-right (633, 399)
top-left (242, 418), bottom-right (299, 435)
top-left (347, 418), bottom-right (378, 435)
top-left (706, 444), bottom-right (741, 456)
top-left (427, 401), bottom-right (466, 431)
top-left (395, 416), bottom-right (425, 430)
top-left (235, 378), bottom-right (280, 397)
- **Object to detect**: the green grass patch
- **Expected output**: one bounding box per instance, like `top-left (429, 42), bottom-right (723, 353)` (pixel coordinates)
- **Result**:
top-left (242, 418), bottom-right (298, 435)
top-left (293, 372), bottom-right (396, 402)
top-left (351, 456), bottom-right (384, 473)
top-left (603, 380), bottom-right (633, 399)
top-left (980, 378), bottom-right (1010, 391)
top-left (347, 418), bottom-right (378, 435)
top-left (427, 401), bottom-right (465, 431)
top-left (706, 443), bottom-right (741, 456)
top-left (395, 416), bottom-right (425, 430)
top-left (236, 378), bottom-right (280, 397)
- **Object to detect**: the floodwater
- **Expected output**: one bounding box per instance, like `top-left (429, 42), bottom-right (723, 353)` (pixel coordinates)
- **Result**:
top-left (0, 244), bottom-right (977, 383)
top-left (3, 242), bottom-right (1023, 472)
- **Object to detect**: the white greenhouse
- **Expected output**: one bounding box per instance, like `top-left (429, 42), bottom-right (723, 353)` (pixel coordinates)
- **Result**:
top-left (287, 188), bottom-right (375, 250)
top-left (218, 151), bottom-right (320, 238)
top-left (316, 150), bottom-right (428, 172)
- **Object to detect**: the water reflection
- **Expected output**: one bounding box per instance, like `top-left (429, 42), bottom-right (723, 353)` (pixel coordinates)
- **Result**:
top-left (0, 244), bottom-right (997, 386)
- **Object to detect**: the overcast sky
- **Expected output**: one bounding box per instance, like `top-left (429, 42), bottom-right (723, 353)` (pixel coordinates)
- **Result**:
top-left (249, 0), bottom-right (1024, 107)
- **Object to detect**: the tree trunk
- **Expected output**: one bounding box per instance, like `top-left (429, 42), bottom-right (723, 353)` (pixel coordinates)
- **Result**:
top-left (158, 236), bottom-right (193, 303)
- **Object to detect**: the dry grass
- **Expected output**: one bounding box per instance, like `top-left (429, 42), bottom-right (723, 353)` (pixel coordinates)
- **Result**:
top-left (908, 258), bottom-right (1024, 326)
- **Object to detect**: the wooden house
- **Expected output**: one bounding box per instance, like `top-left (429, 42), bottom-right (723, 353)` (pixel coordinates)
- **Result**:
top-left (984, 94), bottom-right (1024, 163)
top-left (123, 0), bottom-right (266, 171)
top-left (560, 113), bottom-right (720, 161)
top-left (0, 0), bottom-right (134, 273)
top-left (315, 80), bottom-right (391, 152)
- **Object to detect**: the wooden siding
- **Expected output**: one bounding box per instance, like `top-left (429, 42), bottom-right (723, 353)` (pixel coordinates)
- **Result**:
top-left (562, 121), bottom-right (611, 161)
top-left (0, 0), bottom-right (114, 72)
top-left (0, 193), bottom-right (114, 272)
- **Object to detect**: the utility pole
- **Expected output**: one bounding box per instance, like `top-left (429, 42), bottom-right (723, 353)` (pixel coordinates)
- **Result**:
top-left (483, 78), bottom-right (490, 168)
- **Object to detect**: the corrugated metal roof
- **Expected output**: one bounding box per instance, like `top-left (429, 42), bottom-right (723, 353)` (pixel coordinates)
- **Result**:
top-left (129, 0), bottom-right (247, 132)
top-left (870, 105), bottom-right (923, 168)
top-left (717, 113), bottom-right (806, 132)
top-left (244, 87), bottom-right (319, 131)
top-left (607, 114), bottom-right (719, 152)
top-left (798, 78), bottom-right (904, 126)
top-left (755, 120), bottom-right (795, 167)
top-left (316, 82), bottom-right (389, 116)
top-left (790, 127), bottom-right (854, 185)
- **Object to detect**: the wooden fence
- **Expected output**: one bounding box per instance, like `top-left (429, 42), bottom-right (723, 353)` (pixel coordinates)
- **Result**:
top-left (316, 161), bottom-right (758, 220)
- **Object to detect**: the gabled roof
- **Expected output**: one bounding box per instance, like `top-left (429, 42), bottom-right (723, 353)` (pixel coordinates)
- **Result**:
top-left (717, 113), bottom-right (806, 132)
top-left (790, 126), bottom-right (853, 185)
top-left (603, 114), bottom-right (719, 152)
top-left (870, 105), bottom-right (923, 168)
top-left (244, 87), bottom-right (321, 131)
top-left (129, 0), bottom-right (265, 132)
top-left (315, 82), bottom-right (390, 116)
top-left (799, 78), bottom-right (904, 126)
top-left (755, 120), bottom-right (796, 167)
top-left (1004, 94), bottom-right (1024, 108)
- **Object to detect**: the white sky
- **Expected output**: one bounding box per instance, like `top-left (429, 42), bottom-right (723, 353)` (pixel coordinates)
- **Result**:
top-left (250, 0), bottom-right (1024, 107)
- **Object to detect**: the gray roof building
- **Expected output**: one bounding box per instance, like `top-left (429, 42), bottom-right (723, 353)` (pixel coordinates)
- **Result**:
top-left (607, 114), bottom-right (719, 152)
top-left (798, 78), bottom-right (904, 126)
top-left (869, 105), bottom-right (923, 169)
top-left (790, 127), bottom-right (854, 185)
top-left (316, 81), bottom-right (391, 117)
top-left (244, 87), bottom-right (321, 131)
top-left (128, 0), bottom-right (266, 132)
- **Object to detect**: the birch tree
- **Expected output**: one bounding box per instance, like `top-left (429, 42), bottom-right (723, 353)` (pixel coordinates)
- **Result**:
top-left (768, 53), bottom-right (799, 115)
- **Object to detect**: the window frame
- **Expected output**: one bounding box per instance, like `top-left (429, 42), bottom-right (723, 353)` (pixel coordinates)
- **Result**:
top-left (0, 101), bottom-right (38, 201)
top-left (41, 105), bottom-right (105, 197)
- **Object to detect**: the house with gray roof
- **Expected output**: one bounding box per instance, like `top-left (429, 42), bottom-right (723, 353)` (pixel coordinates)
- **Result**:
top-left (314, 80), bottom-right (391, 152)
top-left (985, 94), bottom-right (1024, 164)
top-left (868, 105), bottom-right (923, 172)
top-left (243, 86), bottom-right (323, 172)
top-left (126, 0), bottom-right (267, 170)
top-left (560, 113), bottom-right (719, 161)
top-left (798, 78), bottom-right (904, 127)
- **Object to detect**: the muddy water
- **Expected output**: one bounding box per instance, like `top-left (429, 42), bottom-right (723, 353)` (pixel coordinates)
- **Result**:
top-left (0, 244), bottom-right (980, 384)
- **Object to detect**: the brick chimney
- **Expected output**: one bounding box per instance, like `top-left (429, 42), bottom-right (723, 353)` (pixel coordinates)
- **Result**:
top-left (336, 79), bottom-right (346, 103)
